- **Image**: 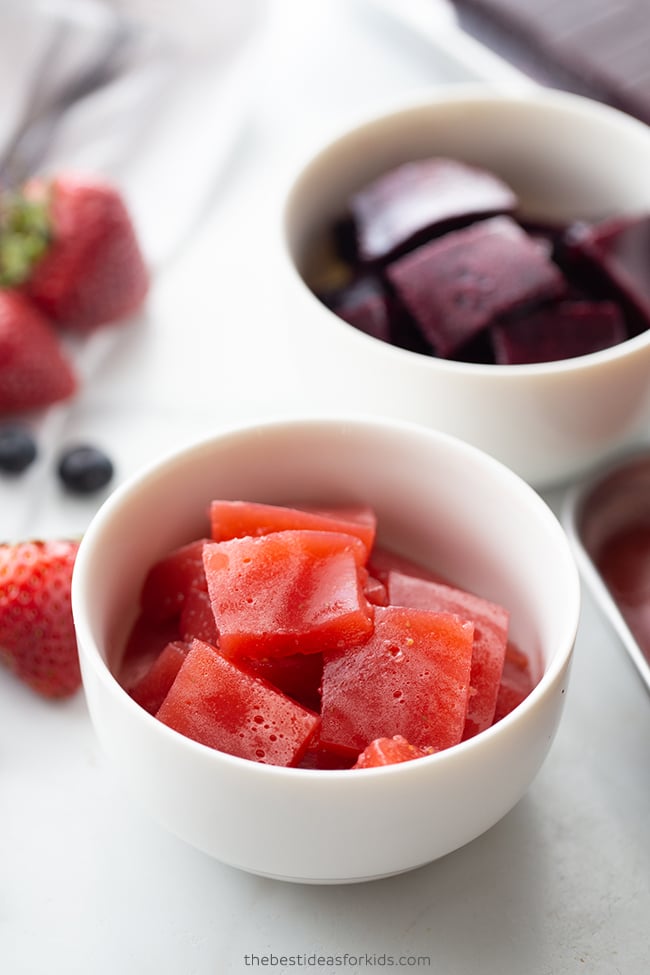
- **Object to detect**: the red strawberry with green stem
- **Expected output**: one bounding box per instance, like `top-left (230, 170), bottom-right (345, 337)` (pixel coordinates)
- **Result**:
top-left (0, 539), bottom-right (81, 697)
top-left (0, 289), bottom-right (77, 412)
top-left (1, 172), bottom-right (149, 333)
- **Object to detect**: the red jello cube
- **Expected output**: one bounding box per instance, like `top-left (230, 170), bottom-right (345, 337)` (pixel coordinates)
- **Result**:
top-left (155, 639), bottom-right (320, 766)
top-left (320, 605), bottom-right (474, 756)
top-left (210, 500), bottom-right (376, 555)
top-left (493, 641), bottom-right (535, 723)
top-left (119, 614), bottom-right (181, 691)
top-left (139, 538), bottom-right (209, 622)
top-left (386, 571), bottom-right (509, 739)
top-left (363, 573), bottom-right (388, 606)
top-left (244, 651), bottom-right (324, 712)
top-left (179, 584), bottom-right (219, 644)
top-left (128, 640), bottom-right (190, 715)
top-left (367, 544), bottom-right (449, 587)
top-left (297, 736), bottom-right (357, 770)
top-left (352, 735), bottom-right (437, 769)
top-left (203, 530), bottom-right (373, 659)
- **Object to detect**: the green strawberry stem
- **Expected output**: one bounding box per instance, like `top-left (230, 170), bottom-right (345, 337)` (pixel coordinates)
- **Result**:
top-left (0, 188), bottom-right (52, 287)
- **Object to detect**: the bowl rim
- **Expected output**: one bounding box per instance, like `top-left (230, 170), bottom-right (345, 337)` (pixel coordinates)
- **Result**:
top-left (562, 444), bottom-right (650, 695)
top-left (279, 82), bottom-right (650, 378)
top-left (72, 413), bottom-right (582, 780)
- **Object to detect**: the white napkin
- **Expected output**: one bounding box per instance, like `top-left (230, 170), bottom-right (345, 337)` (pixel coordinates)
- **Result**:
top-left (0, 0), bottom-right (267, 267)
top-left (0, 0), bottom-right (267, 541)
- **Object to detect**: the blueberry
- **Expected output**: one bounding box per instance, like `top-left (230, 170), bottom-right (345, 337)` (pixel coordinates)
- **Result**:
top-left (0, 425), bottom-right (38, 474)
top-left (57, 445), bottom-right (114, 494)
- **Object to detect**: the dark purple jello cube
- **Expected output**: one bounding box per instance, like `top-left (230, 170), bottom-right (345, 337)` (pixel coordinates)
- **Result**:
top-left (491, 300), bottom-right (627, 365)
top-left (518, 218), bottom-right (570, 260)
top-left (389, 298), bottom-right (436, 356)
top-left (337, 291), bottom-right (392, 343)
top-left (320, 274), bottom-right (391, 343)
top-left (562, 215), bottom-right (650, 334)
top-left (350, 157), bottom-right (517, 263)
top-left (386, 216), bottom-right (567, 357)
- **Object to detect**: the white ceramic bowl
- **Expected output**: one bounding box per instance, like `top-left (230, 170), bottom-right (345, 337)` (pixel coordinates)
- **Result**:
top-left (72, 416), bottom-right (580, 883)
top-left (279, 85), bottom-right (650, 488)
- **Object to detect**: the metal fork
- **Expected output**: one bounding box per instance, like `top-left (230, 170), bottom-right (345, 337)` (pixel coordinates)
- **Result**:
top-left (0, 12), bottom-right (134, 188)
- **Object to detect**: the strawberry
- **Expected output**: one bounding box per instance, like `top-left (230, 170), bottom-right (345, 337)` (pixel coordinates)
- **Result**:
top-left (0, 539), bottom-right (81, 697)
top-left (1, 172), bottom-right (149, 333)
top-left (0, 289), bottom-right (77, 411)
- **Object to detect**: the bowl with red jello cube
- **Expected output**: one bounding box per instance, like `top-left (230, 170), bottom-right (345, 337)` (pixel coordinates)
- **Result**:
top-left (72, 416), bottom-right (580, 883)
top-left (279, 85), bottom-right (650, 487)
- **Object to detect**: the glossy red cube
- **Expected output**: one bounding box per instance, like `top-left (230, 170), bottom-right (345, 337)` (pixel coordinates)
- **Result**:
top-left (387, 571), bottom-right (509, 738)
top-left (203, 530), bottom-right (373, 658)
top-left (128, 640), bottom-right (190, 715)
top-left (155, 639), bottom-right (320, 766)
top-left (320, 605), bottom-right (474, 755)
top-left (210, 500), bottom-right (376, 556)
top-left (140, 538), bottom-right (208, 623)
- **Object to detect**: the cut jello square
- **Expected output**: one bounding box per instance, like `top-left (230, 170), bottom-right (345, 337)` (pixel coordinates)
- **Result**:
top-left (561, 215), bottom-right (650, 335)
top-left (320, 605), bottom-right (474, 756)
top-left (139, 538), bottom-right (209, 623)
top-left (386, 571), bottom-right (509, 740)
top-left (210, 499), bottom-right (376, 556)
top-left (336, 290), bottom-right (392, 343)
top-left (491, 300), bottom-right (627, 365)
top-left (128, 640), bottom-right (190, 715)
top-left (350, 157), bottom-right (517, 263)
top-left (243, 651), bottom-right (324, 713)
top-left (156, 639), bottom-right (319, 766)
top-left (202, 530), bottom-right (373, 659)
top-left (493, 641), bottom-right (535, 723)
top-left (319, 274), bottom-right (392, 343)
top-left (386, 216), bottom-right (567, 357)
top-left (179, 583), bottom-right (219, 644)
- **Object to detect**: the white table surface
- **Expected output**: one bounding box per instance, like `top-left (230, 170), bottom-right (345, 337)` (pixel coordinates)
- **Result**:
top-left (2, 2), bottom-right (649, 973)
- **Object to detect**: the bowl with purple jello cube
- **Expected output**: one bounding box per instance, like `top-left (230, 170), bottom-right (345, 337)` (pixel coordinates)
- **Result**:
top-left (279, 85), bottom-right (650, 487)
